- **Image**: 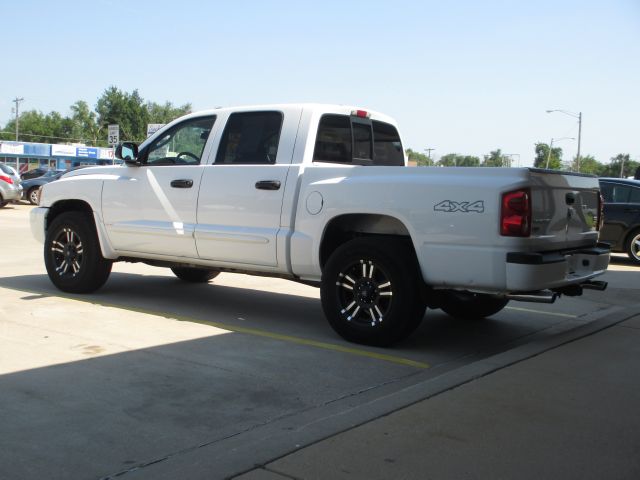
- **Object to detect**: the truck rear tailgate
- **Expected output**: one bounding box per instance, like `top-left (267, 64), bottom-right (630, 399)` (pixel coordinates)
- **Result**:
top-left (529, 169), bottom-right (600, 251)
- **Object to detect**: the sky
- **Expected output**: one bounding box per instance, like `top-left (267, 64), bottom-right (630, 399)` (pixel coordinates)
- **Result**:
top-left (1, 0), bottom-right (638, 167)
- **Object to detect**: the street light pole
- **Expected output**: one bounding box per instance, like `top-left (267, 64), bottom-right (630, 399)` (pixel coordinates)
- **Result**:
top-left (545, 137), bottom-right (575, 169)
top-left (576, 112), bottom-right (582, 171)
top-left (546, 109), bottom-right (582, 171)
top-left (545, 139), bottom-right (554, 170)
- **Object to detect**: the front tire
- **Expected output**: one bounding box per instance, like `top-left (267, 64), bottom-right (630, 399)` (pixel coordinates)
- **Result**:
top-left (625, 229), bottom-right (640, 265)
top-left (44, 211), bottom-right (112, 293)
top-left (439, 290), bottom-right (508, 319)
top-left (171, 267), bottom-right (220, 283)
top-left (320, 238), bottom-right (426, 347)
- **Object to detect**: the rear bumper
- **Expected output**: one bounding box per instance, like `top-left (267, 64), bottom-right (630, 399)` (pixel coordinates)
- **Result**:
top-left (505, 244), bottom-right (610, 292)
top-left (1, 185), bottom-right (22, 202)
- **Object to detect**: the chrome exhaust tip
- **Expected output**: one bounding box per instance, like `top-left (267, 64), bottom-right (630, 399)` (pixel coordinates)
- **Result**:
top-left (506, 290), bottom-right (558, 304)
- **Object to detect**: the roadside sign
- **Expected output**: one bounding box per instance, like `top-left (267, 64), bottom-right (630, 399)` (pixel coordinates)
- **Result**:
top-left (147, 123), bottom-right (165, 138)
top-left (108, 125), bottom-right (119, 146)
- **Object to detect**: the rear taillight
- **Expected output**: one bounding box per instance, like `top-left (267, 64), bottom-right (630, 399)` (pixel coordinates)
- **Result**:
top-left (597, 193), bottom-right (604, 231)
top-left (501, 189), bottom-right (531, 237)
top-left (0, 174), bottom-right (13, 185)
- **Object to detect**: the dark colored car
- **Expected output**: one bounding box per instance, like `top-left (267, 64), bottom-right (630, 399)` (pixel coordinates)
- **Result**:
top-left (21, 170), bottom-right (65, 205)
top-left (20, 167), bottom-right (53, 181)
top-left (598, 178), bottom-right (640, 264)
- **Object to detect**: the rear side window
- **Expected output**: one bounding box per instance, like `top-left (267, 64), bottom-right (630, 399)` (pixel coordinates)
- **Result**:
top-left (373, 120), bottom-right (404, 166)
top-left (215, 111), bottom-right (283, 164)
top-left (313, 114), bottom-right (352, 163)
top-left (313, 114), bottom-right (403, 166)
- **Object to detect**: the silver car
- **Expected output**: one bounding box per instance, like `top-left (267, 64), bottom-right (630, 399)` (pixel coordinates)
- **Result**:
top-left (0, 163), bottom-right (23, 208)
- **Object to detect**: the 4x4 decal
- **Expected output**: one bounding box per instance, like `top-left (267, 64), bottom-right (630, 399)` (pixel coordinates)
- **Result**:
top-left (434, 200), bottom-right (484, 213)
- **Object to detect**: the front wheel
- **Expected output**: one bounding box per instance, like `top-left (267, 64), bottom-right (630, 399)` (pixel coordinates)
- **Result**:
top-left (321, 238), bottom-right (426, 347)
top-left (438, 290), bottom-right (508, 319)
top-left (44, 212), bottom-right (112, 293)
top-left (625, 229), bottom-right (640, 265)
top-left (171, 267), bottom-right (220, 283)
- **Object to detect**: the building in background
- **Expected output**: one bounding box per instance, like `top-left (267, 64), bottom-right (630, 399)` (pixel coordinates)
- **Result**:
top-left (0, 141), bottom-right (115, 173)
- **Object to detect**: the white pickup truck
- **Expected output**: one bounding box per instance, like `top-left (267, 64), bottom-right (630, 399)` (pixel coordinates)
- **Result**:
top-left (31, 104), bottom-right (610, 346)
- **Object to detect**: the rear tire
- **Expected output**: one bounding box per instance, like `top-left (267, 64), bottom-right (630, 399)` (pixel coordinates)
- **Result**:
top-left (28, 187), bottom-right (40, 205)
top-left (439, 290), bottom-right (508, 319)
top-left (44, 211), bottom-right (112, 293)
top-left (320, 237), bottom-right (426, 347)
top-left (171, 267), bottom-right (220, 283)
top-left (0, 194), bottom-right (7, 208)
top-left (626, 229), bottom-right (640, 265)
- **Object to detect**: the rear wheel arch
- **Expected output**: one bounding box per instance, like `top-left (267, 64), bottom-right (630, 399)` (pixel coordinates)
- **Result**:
top-left (319, 213), bottom-right (416, 268)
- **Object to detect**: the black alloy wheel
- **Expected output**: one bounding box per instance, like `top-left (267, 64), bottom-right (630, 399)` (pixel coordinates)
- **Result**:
top-left (321, 238), bottom-right (426, 346)
top-left (44, 212), bottom-right (112, 293)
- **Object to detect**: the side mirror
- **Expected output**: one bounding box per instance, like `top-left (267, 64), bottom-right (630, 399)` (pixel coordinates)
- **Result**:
top-left (115, 142), bottom-right (140, 165)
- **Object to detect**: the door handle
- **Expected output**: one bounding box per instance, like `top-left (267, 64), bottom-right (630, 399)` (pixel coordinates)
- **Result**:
top-left (255, 180), bottom-right (281, 191)
top-left (170, 179), bottom-right (193, 188)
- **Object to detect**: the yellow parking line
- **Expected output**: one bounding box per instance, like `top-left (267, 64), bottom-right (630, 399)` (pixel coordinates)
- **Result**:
top-left (505, 305), bottom-right (577, 318)
top-left (14, 287), bottom-right (430, 370)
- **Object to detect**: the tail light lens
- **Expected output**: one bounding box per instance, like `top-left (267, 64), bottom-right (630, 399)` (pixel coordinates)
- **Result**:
top-left (0, 174), bottom-right (13, 185)
top-left (501, 189), bottom-right (531, 237)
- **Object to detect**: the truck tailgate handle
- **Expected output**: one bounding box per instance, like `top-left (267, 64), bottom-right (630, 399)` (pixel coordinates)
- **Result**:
top-left (255, 180), bottom-right (281, 190)
top-left (170, 179), bottom-right (193, 188)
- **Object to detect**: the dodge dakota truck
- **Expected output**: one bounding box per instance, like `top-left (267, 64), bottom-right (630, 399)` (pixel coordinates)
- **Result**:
top-left (31, 104), bottom-right (610, 346)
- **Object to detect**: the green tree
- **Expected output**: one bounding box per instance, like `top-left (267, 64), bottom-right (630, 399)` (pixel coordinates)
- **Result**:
top-left (534, 143), bottom-right (563, 169)
top-left (2, 110), bottom-right (72, 143)
top-left (70, 100), bottom-right (102, 145)
top-left (599, 154), bottom-right (638, 178)
top-left (147, 101), bottom-right (192, 124)
top-left (405, 148), bottom-right (432, 166)
top-left (95, 86), bottom-right (149, 141)
top-left (482, 149), bottom-right (508, 167)
top-left (437, 154), bottom-right (480, 167)
top-left (572, 155), bottom-right (601, 175)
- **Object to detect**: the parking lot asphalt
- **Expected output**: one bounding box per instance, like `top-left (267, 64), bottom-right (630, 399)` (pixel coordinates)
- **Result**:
top-left (1, 202), bottom-right (639, 479)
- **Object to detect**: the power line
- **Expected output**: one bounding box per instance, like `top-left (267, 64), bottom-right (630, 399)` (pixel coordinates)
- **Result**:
top-left (0, 130), bottom-right (106, 146)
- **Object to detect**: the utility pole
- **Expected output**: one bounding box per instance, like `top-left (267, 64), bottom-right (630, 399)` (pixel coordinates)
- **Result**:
top-left (424, 148), bottom-right (435, 166)
top-left (576, 112), bottom-right (582, 171)
top-left (12, 97), bottom-right (24, 141)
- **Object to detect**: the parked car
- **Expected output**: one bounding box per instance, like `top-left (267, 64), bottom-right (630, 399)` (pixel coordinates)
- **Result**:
top-left (598, 178), bottom-right (640, 264)
top-left (21, 170), bottom-right (65, 205)
top-left (20, 167), bottom-right (55, 181)
top-left (0, 163), bottom-right (24, 207)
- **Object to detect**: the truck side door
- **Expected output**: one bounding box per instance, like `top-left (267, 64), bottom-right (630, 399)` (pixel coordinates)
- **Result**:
top-left (102, 116), bottom-right (216, 258)
top-left (195, 108), bottom-right (301, 268)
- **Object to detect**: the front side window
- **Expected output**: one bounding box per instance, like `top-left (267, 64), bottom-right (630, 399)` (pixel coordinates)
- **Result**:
top-left (215, 111), bottom-right (283, 164)
top-left (145, 116), bottom-right (215, 165)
